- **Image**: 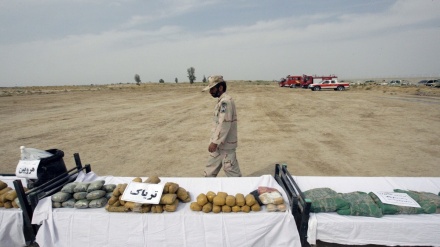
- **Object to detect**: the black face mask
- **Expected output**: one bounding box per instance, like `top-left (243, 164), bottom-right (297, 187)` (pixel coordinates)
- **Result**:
top-left (210, 87), bottom-right (221, 98)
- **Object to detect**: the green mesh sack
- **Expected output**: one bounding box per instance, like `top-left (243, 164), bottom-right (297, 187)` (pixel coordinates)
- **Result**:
top-left (303, 187), bottom-right (338, 198)
top-left (337, 191), bottom-right (382, 218)
top-left (393, 189), bottom-right (439, 214)
top-left (310, 195), bottom-right (350, 213)
top-left (303, 188), bottom-right (349, 213)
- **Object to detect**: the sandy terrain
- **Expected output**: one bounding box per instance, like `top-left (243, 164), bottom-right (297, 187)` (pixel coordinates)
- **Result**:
top-left (1, 82), bottom-right (439, 179)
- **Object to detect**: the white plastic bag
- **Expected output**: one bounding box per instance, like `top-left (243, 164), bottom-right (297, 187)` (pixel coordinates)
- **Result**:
top-left (20, 146), bottom-right (53, 160)
top-left (259, 191), bottom-right (284, 205)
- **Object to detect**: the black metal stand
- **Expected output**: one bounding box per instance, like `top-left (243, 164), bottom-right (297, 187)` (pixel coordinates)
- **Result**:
top-left (274, 164), bottom-right (311, 247)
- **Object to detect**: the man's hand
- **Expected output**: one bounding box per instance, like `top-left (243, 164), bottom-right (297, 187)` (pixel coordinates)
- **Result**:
top-left (208, 142), bottom-right (218, 153)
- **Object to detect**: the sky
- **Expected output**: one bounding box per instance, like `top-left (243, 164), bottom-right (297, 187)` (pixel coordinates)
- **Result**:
top-left (0, 0), bottom-right (439, 87)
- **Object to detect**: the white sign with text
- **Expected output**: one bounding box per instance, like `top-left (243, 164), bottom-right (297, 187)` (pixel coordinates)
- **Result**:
top-left (15, 160), bottom-right (40, 179)
top-left (373, 191), bottom-right (421, 208)
top-left (121, 182), bottom-right (164, 204)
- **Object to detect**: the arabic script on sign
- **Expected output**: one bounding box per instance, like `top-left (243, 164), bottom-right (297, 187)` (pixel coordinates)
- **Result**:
top-left (373, 191), bottom-right (421, 208)
top-left (121, 182), bottom-right (164, 204)
top-left (16, 160), bottom-right (40, 179)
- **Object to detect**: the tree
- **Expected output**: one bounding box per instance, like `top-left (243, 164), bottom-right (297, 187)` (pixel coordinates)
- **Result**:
top-left (134, 74), bottom-right (141, 85)
top-left (187, 67), bottom-right (196, 84)
top-left (202, 75), bottom-right (207, 83)
top-left (159, 79), bottom-right (164, 83)
top-left (175, 77), bottom-right (178, 83)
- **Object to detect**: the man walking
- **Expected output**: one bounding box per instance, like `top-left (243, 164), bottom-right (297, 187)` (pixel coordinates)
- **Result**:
top-left (202, 75), bottom-right (242, 177)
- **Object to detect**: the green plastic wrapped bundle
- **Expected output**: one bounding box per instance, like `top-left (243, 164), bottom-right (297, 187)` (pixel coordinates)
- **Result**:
top-left (337, 191), bottom-right (382, 218)
top-left (369, 192), bottom-right (425, 215)
top-left (303, 187), bottom-right (349, 213)
top-left (393, 189), bottom-right (439, 214)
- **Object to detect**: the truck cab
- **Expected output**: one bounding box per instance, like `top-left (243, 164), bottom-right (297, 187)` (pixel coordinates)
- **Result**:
top-left (279, 75), bottom-right (302, 88)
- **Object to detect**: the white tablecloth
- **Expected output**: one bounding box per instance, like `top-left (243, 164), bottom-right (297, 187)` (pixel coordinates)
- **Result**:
top-left (0, 176), bottom-right (27, 247)
top-left (0, 208), bottom-right (25, 247)
top-left (34, 174), bottom-right (301, 247)
top-left (293, 176), bottom-right (440, 246)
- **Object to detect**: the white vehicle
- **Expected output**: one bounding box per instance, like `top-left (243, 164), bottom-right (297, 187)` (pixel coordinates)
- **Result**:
top-left (308, 79), bottom-right (350, 91)
top-left (425, 79), bottom-right (439, 87)
top-left (387, 80), bottom-right (410, 86)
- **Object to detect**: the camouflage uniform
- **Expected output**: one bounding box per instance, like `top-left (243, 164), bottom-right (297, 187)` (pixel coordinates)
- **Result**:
top-left (204, 92), bottom-right (242, 177)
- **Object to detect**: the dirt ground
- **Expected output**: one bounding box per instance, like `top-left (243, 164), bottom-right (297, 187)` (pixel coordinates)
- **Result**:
top-left (1, 82), bottom-right (439, 179)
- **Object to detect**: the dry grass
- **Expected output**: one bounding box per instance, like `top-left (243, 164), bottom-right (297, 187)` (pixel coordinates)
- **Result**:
top-left (1, 80), bottom-right (439, 97)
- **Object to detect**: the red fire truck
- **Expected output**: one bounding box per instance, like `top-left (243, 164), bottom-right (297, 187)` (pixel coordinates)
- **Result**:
top-left (279, 74), bottom-right (338, 88)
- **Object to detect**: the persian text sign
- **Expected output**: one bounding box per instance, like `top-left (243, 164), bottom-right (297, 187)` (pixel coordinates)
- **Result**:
top-left (373, 191), bottom-right (421, 208)
top-left (121, 182), bottom-right (164, 204)
top-left (16, 160), bottom-right (39, 179)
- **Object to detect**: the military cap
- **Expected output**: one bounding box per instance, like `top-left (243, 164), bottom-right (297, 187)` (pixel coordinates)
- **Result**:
top-left (202, 75), bottom-right (225, 92)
